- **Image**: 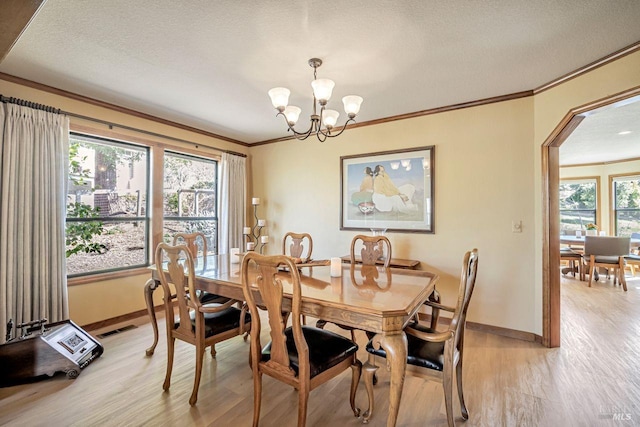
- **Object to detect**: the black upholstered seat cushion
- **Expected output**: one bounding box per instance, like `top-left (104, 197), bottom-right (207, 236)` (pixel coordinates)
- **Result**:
top-left (366, 322), bottom-right (445, 372)
top-left (626, 254), bottom-right (640, 261)
top-left (198, 291), bottom-right (230, 304)
top-left (176, 305), bottom-right (251, 338)
top-left (261, 326), bottom-right (358, 378)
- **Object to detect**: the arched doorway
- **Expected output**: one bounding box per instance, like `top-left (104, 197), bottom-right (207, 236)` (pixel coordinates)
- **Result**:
top-left (541, 87), bottom-right (640, 347)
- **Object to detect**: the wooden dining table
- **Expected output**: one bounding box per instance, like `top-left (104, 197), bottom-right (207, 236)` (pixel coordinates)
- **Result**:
top-left (145, 254), bottom-right (438, 427)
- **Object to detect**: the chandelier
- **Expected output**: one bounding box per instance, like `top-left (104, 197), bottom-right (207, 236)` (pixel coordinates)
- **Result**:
top-left (268, 58), bottom-right (363, 142)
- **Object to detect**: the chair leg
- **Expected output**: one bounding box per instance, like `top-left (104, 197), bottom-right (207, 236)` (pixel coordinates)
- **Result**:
top-left (298, 386), bottom-right (310, 427)
top-left (143, 279), bottom-right (159, 356)
top-left (210, 344), bottom-right (217, 357)
top-left (619, 259), bottom-right (628, 292)
top-left (252, 371), bottom-right (262, 427)
top-left (589, 263), bottom-right (595, 287)
top-left (350, 358), bottom-right (362, 417)
top-left (189, 342), bottom-right (206, 405)
top-left (350, 329), bottom-right (357, 342)
top-left (163, 336), bottom-right (175, 391)
top-left (456, 359), bottom-right (468, 420)
top-left (362, 355), bottom-right (379, 424)
top-left (443, 363), bottom-right (455, 427)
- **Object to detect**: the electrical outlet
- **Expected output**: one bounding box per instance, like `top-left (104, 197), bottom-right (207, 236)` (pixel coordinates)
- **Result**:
top-left (512, 220), bottom-right (522, 233)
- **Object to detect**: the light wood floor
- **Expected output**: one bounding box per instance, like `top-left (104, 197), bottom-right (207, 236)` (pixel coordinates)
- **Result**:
top-left (1, 272), bottom-right (639, 426)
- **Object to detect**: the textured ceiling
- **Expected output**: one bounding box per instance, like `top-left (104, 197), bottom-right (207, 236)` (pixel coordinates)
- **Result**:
top-left (1, 0), bottom-right (640, 160)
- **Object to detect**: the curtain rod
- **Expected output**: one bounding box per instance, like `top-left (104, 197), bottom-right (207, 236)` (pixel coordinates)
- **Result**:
top-left (0, 94), bottom-right (61, 114)
top-left (0, 93), bottom-right (247, 158)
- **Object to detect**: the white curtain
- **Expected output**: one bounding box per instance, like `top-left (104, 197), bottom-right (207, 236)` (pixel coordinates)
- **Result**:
top-left (219, 152), bottom-right (246, 255)
top-left (0, 103), bottom-right (69, 344)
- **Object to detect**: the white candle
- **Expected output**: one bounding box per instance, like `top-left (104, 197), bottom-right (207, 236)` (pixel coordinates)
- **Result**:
top-left (243, 227), bottom-right (251, 235)
top-left (230, 247), bottom-right (240, 264)
top-left (252, 197), bottom-right (260, 205)
top-left (575, 230), bottom-right (582, 237)
top-left (257, 219), bottom-right (266, 227)
top-left (330, 257), bottom-right (342, 277)
top-left (246, 242), bottom-right (255, 251)
top-left (261, 235), bottom-right (269, 243)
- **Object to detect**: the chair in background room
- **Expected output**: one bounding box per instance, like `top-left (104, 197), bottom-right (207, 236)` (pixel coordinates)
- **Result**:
top-left (241, 253), bottom-right (361, 427)
top-left (155, 243), bottom-right (250, 405)
top-left (282, 231), bottom-right (313, 263)
top-left (625, 232), bottom-right (640, 277)
top-left (560, 247), bottom-right (584, 281)
top-left (363, 249), bottom-right (479, 426)
top-left (583, 236), bottom-right (630, 291)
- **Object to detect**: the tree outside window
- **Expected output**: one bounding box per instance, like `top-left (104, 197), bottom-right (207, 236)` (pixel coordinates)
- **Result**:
top-left (559, 179), bottom-right (597, 233)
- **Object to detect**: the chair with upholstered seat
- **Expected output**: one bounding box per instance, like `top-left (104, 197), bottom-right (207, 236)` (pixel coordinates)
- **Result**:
top-left (156, 242), bottom-right (250, 405)
top-left (282, 232), bottom-right (313, 263)
top-left (560, 247), bottom-right (584, 281)
top-left (363, 248), bottom-right (479, 426)
top-left (316, 235), bottom-right (392, 341)
top-left (583, 236), bottom-right (630, 291)
top-left (625, 232), bottom-right (640, 276)
top-left (241, 253), bottom-right (361, 427)
top-left (145, 232), bottom-right (229, 356)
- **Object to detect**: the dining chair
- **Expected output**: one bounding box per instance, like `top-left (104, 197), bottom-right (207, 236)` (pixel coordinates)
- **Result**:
top-left (173, 232), bottom-right (229, 301)
top-left (155, 242), bottom-right (250, 405)
top-left (316, 235), bottom-right (392, 341)
top-left (363, 248), bottom-right (478, 426)
top-left (560, 247), bottom-right (584, 281)
top-left (625, 232), bottom-right (640, 276)
top-left (241, 253), bottom-right (362, 427)
top-left (282, 231), bottom-right (313, 263)
top-left (146, 232), bottom-right (229, 357)
top-left (583, 236), bottom-right (630, 291)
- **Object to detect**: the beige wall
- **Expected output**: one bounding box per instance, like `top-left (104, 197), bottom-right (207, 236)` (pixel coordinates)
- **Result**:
top-left (250, 97), bottom-right (537, 332)
top-left (0, 78), bottom-right (248, 326)
top-left (2, 48), bottom-right (639, 333)
top-left (252, 49), bottom-right (640, 336)
top-left (560, 160), bottom-right (640, 235)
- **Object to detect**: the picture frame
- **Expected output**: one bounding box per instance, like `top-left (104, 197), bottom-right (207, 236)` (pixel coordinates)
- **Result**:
top-left (340, 146), bottom-right (434, 233)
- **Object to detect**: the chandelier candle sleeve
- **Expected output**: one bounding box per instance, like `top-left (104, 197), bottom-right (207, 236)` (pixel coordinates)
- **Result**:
top-left (257, 219), bottom-right (266, 227)
top-left (243, 227), bottom-right (251, 235)
top-left (261, 236), bottom-right (269, 243)
top-left (252, 198), bottom-right (260, 205)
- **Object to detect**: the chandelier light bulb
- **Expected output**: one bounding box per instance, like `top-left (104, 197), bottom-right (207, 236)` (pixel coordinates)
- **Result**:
top-left (268, 87), bottom-right (290, 111)
top-left (284, 106), bottom-right (302, 125)
top-left (342, 95), bottom-right (363, 117)
top-left (322, 109), bottom-right (340, 129)
top-left (401, 159), bottom-right (411, 168)
top-left (311, 79), bottom-right (335, 104)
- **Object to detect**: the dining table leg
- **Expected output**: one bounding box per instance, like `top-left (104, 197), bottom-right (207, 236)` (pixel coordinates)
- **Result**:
top-left (143, 278), bottom-right (160, 356)
top-left (378, 331), bottom-right (408, 427)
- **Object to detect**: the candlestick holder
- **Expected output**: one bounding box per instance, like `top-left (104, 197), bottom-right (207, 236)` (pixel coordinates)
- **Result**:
top-left (244, 199), bottom-right (269, 254)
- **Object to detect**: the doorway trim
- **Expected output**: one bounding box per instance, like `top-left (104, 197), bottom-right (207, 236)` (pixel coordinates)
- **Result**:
top-left (541, 85), bottom-right (640, 347)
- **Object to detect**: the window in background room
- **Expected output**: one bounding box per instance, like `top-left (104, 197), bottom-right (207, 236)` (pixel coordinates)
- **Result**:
top-left (559, 178), bottom-right (598, 233)
top-left (163, 151), bottom-right (218, 254)
top-left (66, 133), bottom-right (149, 276)
top-left (612, 174), bottom-right (640, 236)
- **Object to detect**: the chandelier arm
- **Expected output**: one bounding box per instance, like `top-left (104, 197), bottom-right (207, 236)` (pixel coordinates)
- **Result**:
top-left (317, 117), bottom-right (357, 141)
top-left (275, 111), bottom-right (314, 139)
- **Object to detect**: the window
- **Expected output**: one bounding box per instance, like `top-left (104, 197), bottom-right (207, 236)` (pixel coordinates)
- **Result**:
top-left (559, 178), bottom-right (598, 232)
top-left (163, 151), bottom-right (218, 253)
top-left (66, 134), bottom-right (149, 276)
top-left (612, 175), bottom-right (640, 236)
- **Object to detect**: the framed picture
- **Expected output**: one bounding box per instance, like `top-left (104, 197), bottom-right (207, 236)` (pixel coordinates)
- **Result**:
top-left (340, 146), bottom-right (434, 233)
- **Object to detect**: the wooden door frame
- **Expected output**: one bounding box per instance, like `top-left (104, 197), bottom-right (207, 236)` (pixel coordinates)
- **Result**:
top-left (541, 86), bottom-right (640, 347)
